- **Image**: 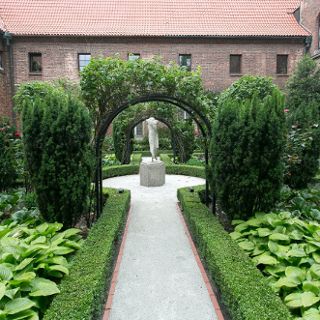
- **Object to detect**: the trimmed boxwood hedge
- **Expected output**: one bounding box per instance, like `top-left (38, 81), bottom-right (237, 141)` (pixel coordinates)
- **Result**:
top-left (160, 153), bottom-right (205, 178)
top-left (177, 186), bottom-right (292, 320)
top-left (43, 188), bottom-right (130, 320)
top-left (102, 164), bottom-right (140, 179)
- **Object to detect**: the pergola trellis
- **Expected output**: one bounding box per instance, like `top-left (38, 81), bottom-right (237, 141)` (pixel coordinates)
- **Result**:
top-left (95, 94), bottom-right (212, 217)
top-left (79, 57), bottom-right (215, 219)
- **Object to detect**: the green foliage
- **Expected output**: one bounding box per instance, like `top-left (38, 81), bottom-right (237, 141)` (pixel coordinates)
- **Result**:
top-left (102, 164), bottom-right (139, 179)
top-left (277, 186), bottom-right (320, 222)
top-left (178, 186), bottom-right (292, 320)
top-left (211, 90), bottom-right (286, 219)
top-left (80, 57), bottom-right (214, 134)
top-left (286, 55), bottom-right (320, 111)
top-left (15, 82), bottom-right (93, 228)
top-left (231, 211), bottom-right (320, 319)
top-left (219, 75), bottom-right (278, 104)
top-left (284, 56), bottom-right (320, 188)
top-left (0, 118), bottom-right (18, 191)
top-left (112, 102), bottom-right (196, 164)
top-left (285, 123), bottom-right (320, 189)
top-left (0, 189), bottom-right (39, 222)
top-left (43, 188), bottom-right (130, 320)
top-left (0, 211), bottom-right (82, 319)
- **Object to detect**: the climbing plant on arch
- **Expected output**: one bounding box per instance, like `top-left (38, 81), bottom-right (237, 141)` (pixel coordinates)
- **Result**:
top-left (112, 102), bottom-right (195, 164)
top-left (80, 56), bottom-right (214, 217)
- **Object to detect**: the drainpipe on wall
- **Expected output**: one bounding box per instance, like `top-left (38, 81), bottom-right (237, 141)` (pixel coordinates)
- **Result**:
top-left (3, 31), bottom-right (16, 127)
top-left (304, 35), bottom-right (312, 54)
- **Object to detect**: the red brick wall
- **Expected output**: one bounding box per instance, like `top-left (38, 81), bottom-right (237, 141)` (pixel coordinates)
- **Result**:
top-left (0, 41), bottom-right (12, 119)
top-left (0, 36), bottom-right (306, 117)
top-left (13, 37), bottom-right (305, 89)
top-left (301, 0), bottom-right (320, 57)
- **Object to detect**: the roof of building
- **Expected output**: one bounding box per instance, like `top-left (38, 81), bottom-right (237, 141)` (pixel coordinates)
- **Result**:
top-left (0, 0), bottom-right (310, 38)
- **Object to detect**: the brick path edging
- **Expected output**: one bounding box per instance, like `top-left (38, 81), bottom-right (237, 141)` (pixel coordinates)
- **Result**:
top-left (102, 206), bottom-right (132, 320)
top-left (176, 203), bottom-right (225, 320)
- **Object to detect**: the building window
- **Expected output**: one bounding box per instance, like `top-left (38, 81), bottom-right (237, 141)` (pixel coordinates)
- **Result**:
top-left (29, 53), bottom-right (42, 73)
top-left (134, 122), bottom-right (144, 138)
top-left (128, 53), bottom-right (140, 61)
top-left (179, 54), bottom-right (192, 71)
top-left (276, 55), bottom-right (288, 74)
top-left (0, 52), bottom-right (3, 70)
top-left (230, 54), bottom-right (242, 74)
top-left (78, 53), bottom-right (91, 72)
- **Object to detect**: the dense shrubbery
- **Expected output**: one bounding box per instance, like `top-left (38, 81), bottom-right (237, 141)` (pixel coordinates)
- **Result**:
top-left (0, 189), bottom-right (82, 319)
top-left (44, 188), bottom-right (130, 320)
top-left (284, 57), bottom-right (320, 188)
top-left (231, 212), bottom-right (320, 319)
top-left (0, 118), bottom-right (18, 191)
top-left (15, 82), bottom-right (93, 228)
top-left (178, 186), bottom-right (292, 320)
top-left (219, 75), bottom-right (278, 104)
top-left (211, 82), bottom-right (286, 219)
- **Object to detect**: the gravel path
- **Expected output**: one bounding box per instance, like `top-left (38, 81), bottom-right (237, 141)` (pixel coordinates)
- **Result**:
top-left (103, 174), bottom-right (218, 320)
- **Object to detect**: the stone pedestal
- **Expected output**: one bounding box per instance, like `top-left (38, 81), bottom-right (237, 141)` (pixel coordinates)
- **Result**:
top-left (140, 160), bottom-right (165, 187)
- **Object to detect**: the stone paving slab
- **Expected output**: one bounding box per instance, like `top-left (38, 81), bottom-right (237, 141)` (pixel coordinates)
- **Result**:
top-left (103, 174), bottom-right (219, 320)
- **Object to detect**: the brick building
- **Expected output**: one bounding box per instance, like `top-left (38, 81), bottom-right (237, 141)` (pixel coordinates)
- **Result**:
top-left (0, 0), bottom-right (319, 124)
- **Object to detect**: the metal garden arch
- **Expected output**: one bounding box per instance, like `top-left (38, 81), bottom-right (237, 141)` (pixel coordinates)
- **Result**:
top-left (95, 94), bottom-right (212, 218)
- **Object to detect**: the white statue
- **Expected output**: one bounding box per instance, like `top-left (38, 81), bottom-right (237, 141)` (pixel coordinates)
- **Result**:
top-left (146, 117), bottom-right (159, 161)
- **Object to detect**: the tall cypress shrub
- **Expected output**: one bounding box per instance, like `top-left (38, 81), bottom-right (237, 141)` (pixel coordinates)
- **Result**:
top-left (0, 117), bottom-right (17, 191)
top-left (20, 86), bottom-right (93, 227)
top-left (211, 92), bottom-right (286, 219)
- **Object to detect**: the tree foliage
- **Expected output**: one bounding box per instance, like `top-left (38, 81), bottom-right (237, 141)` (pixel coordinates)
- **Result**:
top-left (211, 79), bottom-right (286, 219)
top-left (15, 82), bottom-right (93, 227)
top-left (112, 102), bottom-right (195, 163)
top-left (80, 56), bottom-right (215, 138)
top-left (284, 56), bottom-right (320, 188)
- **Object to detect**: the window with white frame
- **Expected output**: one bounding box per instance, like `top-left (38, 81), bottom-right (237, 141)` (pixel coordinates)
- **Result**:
top-left (78, 53), bottom-right (91, 71)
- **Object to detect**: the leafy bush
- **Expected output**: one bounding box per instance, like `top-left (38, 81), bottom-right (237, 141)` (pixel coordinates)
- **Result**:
top-left (0, 189), bottom-right (39, 221)
top-left (44, 188), bottom-right (130, 320)
top-left (211, 90), bottom-right (286, 219)
top-left (285, 123), bottom-right (320, 189)
top-left (231, 212), bottom-right (320, 319)
top-left (16, 83), bottom-right (93, 227)
top-left (219, 75), bottom-right (278, 104)
top-left (0, 118), bottom-right (18, 191)
top-left (178, 186), bottom-right (292, 320)
top-left (277, 186), bottom-right (320, 222)
top-left (286, 55), bottom-right (320, 112)
top-left (0, 216), bottom-right (82, 319)
top-left (284, 89), bottom-right (320, 188)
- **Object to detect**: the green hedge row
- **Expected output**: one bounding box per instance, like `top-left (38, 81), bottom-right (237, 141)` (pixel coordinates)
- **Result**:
top-left (160, 154), bottom-right (205, 178)
top-left (177, 186), bottom-right (292, 320)
top-left (44, 188), bottom-right (130, 320)
top-left (102, 164), bottom-right (139, 179)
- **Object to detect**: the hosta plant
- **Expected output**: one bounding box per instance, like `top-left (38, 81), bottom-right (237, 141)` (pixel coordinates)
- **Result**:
top-left (277, 186), bottom-right (320, 222)
top-left (231, 212), bottom-right (320, 319)
top-left (0, 219), bottom-right (82, 319)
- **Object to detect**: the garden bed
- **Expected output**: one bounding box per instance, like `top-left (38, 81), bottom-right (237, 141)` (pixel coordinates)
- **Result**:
top-left (178, 185), bottom-right (292, 320)
top-left (43, 188), bottom-right (130, 320)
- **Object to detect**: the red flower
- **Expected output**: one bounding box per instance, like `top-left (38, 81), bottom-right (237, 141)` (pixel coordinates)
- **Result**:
top-left (284, 108), bottom-right (289, 113)
top-left (15, 131), bottom-right (21, 138)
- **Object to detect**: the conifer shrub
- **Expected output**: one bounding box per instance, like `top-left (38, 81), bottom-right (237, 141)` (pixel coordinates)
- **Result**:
top-left (211, 91), bottom-right (286, 219)
top-left (16, 83), bottom-right (93, 227)
top-left (0, 117), bottom-right (17, 191)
